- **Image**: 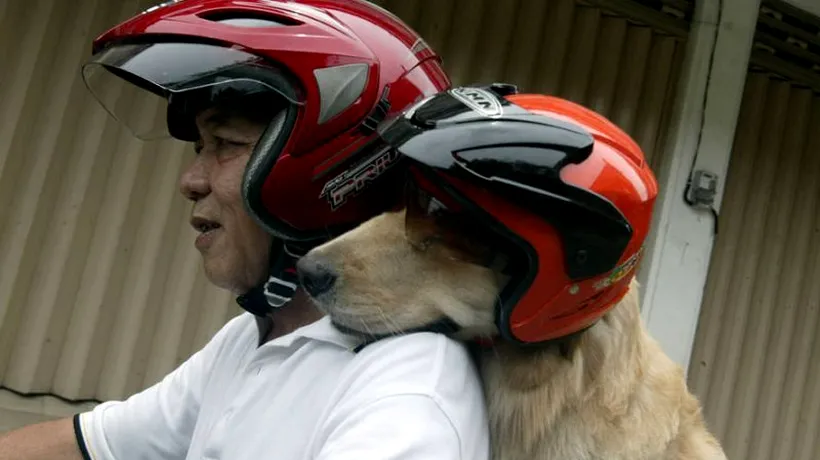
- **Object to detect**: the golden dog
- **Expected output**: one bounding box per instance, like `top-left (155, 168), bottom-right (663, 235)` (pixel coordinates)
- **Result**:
top-left (299, 208), bottom-right (727, 460)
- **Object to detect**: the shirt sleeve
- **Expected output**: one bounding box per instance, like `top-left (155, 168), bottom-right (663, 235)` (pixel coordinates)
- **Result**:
top-left (313, 393), bottom-right (463, 460)
top-left (73, 314), bottom-right (246, 460)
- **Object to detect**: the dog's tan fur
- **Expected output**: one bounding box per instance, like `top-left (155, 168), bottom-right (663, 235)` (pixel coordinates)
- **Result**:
top-left (303, 209), bottom-right (727, 459)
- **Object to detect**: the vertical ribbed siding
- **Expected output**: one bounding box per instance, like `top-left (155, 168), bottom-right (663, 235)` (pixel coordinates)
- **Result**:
top-left (0, 0), bottom-right (242, 403)
top-left (0, 0), bottom-right (687, 407)
top-left (375, 0), bottom-right (686, 170)
top-left (687, 72), bottom-right (820, 460)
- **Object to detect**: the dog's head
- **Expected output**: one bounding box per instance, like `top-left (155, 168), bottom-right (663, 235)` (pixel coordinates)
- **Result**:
top-left (295, 203), bottom-right (510, 340)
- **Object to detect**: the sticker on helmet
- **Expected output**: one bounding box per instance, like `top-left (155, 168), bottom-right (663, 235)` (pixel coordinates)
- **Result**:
top-left (593, 247), bottom-right (643, 291)
top-left (410, 38), bottom-right (431, 56)
top-left (141, 0), bottom-right (182, 15)
top-left (450, 87), bottom-right (503, 118)
top-left (320, 146), bottom-right (401, 210)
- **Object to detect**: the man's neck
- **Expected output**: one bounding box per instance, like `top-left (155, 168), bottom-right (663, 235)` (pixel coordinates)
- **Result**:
top-left (260, 290), bottom-right (324, 343)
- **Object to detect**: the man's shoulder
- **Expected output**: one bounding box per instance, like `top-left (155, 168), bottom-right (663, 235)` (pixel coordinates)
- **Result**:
top-left (318, 332), bottom-right (489, 459)
top-left (196, 311), bottom-right (259, 359)
top-left (209, 311), bottom-right (257, 341)
top-left (353, 332), bottom-right (474, 367)
top-left (340, 332), bottom-right (482, 402)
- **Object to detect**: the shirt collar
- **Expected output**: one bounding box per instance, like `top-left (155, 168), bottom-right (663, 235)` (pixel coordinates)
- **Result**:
top-left (263, 315), bottom-right (365, 351)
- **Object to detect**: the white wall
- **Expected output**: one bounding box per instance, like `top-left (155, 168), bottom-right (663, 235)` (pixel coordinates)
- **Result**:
top-left (640, 0), bottom-right (762, 373)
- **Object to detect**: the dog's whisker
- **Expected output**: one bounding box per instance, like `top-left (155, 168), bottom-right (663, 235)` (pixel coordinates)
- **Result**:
top-left (358, 317), bottom-right (375, 338)
top-left (377, 310), bottom-right (396, 336)
top-left (377, 306), bottom-right (404, 337)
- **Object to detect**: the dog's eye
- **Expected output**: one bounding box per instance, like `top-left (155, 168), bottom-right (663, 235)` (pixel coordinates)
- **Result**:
top-left (405, 207), bottom-right (498, 265)
top-left (411, 235), bottom-right (443, 252)
top-left (403, 178), bottom-right (498, 264)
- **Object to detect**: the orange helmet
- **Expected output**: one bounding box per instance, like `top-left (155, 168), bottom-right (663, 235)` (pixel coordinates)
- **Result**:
top-left (377, 85), bottom-right (658, 344)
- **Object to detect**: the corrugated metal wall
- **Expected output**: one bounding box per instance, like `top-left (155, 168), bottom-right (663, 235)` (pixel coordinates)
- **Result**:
top-left (373, 0), bottom-right (689, 171)
top-left (687, 71), bottom-right (820, 460)
top-left (0, 0), bottom-right (688, 407)
top-left (0, 0), bottom-right (241, 405)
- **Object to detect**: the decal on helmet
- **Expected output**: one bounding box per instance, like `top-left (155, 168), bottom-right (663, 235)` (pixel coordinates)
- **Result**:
top-left (450, 87), bottom-right (503, 118)
top-left (593, 247), bottom-right (643, 291)
top-left (319, 146), bottom-right (401, 210)
top-left (410, 38), bottom-right (430, 56)
top-left (141, 0), bottom-right (181, 15)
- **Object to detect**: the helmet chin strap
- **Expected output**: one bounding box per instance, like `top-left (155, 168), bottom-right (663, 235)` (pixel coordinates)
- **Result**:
top-left (235, 239), bottom-right (310, 317)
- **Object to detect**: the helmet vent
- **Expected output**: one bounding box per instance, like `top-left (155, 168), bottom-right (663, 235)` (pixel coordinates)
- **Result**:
top-left (198, 11), bottom-right (302, 27)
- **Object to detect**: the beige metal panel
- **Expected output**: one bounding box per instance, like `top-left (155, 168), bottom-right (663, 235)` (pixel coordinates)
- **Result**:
top-left (687, 72), bottom-right (820, 460)
top-left (0, 0), bottom-right (242, 404)
top-left (0, 388), bottom-right (97, 432)
top-left (0, 0), bottom-right (688, 406)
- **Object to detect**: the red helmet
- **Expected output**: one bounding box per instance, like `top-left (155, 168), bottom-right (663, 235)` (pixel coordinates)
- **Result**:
top-left (82, 0), bottom-right (451, 242)
top-left (376, 86), bottom-right (658, 344)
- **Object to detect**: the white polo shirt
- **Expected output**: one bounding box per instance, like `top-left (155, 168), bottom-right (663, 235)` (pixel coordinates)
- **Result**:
top-left (74, 312), bottom-right (489, 460)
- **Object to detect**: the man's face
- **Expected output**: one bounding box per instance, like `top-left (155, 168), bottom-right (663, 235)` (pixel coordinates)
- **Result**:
top-left (178, 107), bottom-right (272, 294)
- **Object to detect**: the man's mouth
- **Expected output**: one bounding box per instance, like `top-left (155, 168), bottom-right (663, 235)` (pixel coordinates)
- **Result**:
top-left (191, 216), bottom-right (221, 233)
top-left (191, 217), bottom-right (222, 249)
top-left (191, 217), bottom-right (222, 251)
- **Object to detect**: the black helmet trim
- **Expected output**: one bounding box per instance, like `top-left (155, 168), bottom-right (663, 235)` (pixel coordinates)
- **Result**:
top-left (241, 106), bottom-right (309, 240)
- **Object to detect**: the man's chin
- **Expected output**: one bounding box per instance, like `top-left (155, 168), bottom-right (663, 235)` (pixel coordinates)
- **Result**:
top-left (201, 258), bottom-right (242, 293)
top-left (195, 227), bottom-right (222, 251)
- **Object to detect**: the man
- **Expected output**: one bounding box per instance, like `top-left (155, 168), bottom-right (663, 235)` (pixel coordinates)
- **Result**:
top-left (0, 1), bottom-right (489, 459)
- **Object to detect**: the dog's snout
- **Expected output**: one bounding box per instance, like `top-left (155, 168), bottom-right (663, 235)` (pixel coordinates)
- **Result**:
top-left (296, 256), bottom-right (338, 297)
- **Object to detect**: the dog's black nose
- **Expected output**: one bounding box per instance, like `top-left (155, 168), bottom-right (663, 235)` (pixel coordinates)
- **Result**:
top-left (296, 256), bottom-right (338, 297)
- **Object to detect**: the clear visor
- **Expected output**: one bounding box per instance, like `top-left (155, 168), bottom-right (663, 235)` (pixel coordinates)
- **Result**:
top-left (81, 42), bottom-right (301, 141)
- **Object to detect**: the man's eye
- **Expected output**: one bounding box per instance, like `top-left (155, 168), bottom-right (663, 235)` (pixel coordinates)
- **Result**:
top-left (194, 136), bottom-right (251, 157)
top-left (216, 137), bottom-right (248, 148)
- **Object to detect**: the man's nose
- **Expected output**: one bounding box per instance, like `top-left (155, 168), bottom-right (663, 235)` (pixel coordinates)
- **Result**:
top-left (179, 159), bottom-right (210, 202)
top-left (296, 255), bottom-right (338, 297)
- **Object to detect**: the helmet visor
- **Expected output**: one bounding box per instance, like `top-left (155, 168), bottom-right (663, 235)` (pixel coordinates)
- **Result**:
top-left (82, 42), bottom-right (301, 141)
